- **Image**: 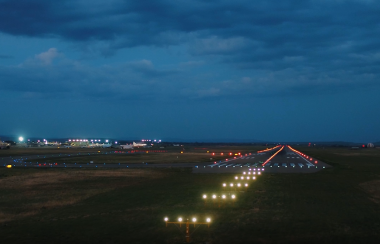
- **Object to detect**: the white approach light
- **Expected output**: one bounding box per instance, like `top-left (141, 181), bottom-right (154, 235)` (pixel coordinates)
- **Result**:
top-left (206, 218), bottom-right (211, 223)
top-left (192, 218), bottom-right (197, 222)
top-left (212, 194), bottom-right (217, 199)
top-left (246, 177), bottom-right (250, 180)
top-left (231, 195), bottom-right (236, 199)
top-left (164, 217), bottom-right (168, 221)
top-left (253, 177), bottom-right (256, 180)
top-left (243, 172), bottom-right (246, 175)
top-left (230, 183), bottom-right (234, 187)
top-left (222, 195), bottom-right (226, 199)
top-left (240, 176), bottom-right (244, 180)
top-left (237, 183), bottom-right (241, 187)
top-left (245, 183), bottom-right (248, 187)
top-left (203, 194), bottom-right (207, 199)
top-left (18, 137), bottom-right (24, 142)
top-left (222, 183), bottom-right (226, 187)
top-left (258, 172), bottom-right (261, 175)
top-left (178, 217), bottom-right (183, 222)
top-left (235, 176), bottom-right (238, 180)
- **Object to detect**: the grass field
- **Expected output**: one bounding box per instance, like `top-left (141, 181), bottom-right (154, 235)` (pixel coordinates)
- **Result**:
top-left (1, 147), bottom-right (380, 243)
top-left (1, 145), bottom-right (268, 164)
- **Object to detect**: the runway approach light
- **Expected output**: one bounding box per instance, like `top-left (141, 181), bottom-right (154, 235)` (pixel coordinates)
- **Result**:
top-left (206, 218), bottom-right (211, 223)
top-left (164, 217), bottom-right (168, 221)
top-left (192, 218), bottom-right (197, 222)
top-left (203, 194), bottom-right (207, 199)
top-left (178, 217), bottom-right (183, 222)
top-left (18, 137), bottom-right (24, 142)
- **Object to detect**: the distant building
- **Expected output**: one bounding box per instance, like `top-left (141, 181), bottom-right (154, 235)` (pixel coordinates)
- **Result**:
top-left (367, 143), bottom-right (375, 148)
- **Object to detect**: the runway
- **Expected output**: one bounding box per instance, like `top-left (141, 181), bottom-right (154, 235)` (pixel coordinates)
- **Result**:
top-left (1, 145), bottom-right (331, 173)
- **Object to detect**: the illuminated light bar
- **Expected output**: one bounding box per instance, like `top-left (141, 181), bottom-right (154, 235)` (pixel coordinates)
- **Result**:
top-left (262, 146), bottom-right (284, 166)
top-left (257, 145), bottom-right (281, 153)
top-left (287, 145), bottom-right (319, 165)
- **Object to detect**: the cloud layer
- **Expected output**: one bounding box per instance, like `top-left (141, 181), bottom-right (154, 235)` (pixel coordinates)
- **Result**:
top-left (1, 0), bottom-right (380, 100)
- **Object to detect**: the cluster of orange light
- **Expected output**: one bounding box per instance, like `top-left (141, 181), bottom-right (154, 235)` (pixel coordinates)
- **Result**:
top-left (210, 152), bottom-right (241, 157)
top-left (262, 146), bottom-right (284, 166)
top-left (287, 146), bottom-right (318, 164)
top-left (257, 145), bottom-right (281, 153)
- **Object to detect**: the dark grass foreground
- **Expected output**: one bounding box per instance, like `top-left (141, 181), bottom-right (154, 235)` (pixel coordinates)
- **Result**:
top-left (1, 147), bottom-right (380, 243)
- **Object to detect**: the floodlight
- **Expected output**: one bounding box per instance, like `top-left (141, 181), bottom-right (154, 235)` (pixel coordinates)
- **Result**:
top-left (19, 137), bottom-right (24, 142)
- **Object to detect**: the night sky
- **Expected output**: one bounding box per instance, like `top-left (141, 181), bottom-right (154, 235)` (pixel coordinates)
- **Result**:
top-left (0, 0), bottom-right (379, 142)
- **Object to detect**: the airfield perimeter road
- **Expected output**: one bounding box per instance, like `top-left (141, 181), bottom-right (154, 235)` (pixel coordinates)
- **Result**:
top-left (1, 146), bottom-right (330, 173)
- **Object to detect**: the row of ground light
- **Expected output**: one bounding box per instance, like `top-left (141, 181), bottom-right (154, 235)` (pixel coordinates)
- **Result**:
top-left (162, 146), bottom-right (280, 243)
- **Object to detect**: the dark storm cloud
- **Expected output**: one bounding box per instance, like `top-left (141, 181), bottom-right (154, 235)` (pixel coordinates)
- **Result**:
top-left (1, 0), bottom-right (379, 48)
top-left (0, 0), bottom-right (380, 98)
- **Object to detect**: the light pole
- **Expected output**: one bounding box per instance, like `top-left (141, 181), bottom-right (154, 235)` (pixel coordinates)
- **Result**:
top-left (164, 216), bottom-right (211, 243)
